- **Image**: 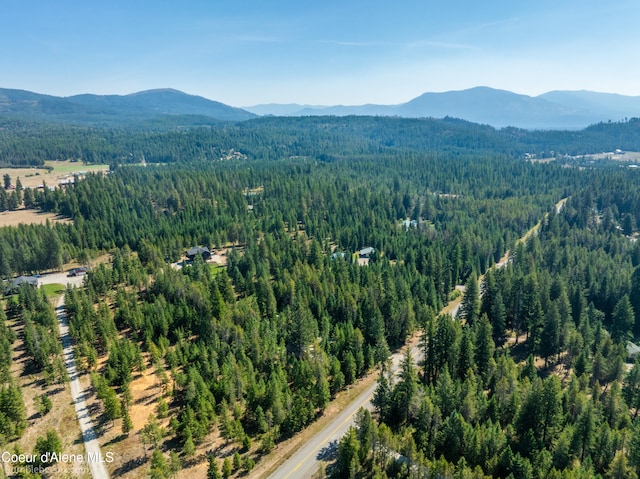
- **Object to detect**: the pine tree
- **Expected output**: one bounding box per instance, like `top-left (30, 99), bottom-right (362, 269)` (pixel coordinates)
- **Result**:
top-left (15, 178), bottom-right (22, 204)
top-left (222, 457), bottom-right (232, 478)
top-left (572, 402), bottom-right (597, 462)
top-left (491, 290), bottom-right (508, 342)
top-left (474, 314), bottom-right (495, 382)
top-left (207, 455), bottom-right (222, 479)
top-left (372, 369), bottom-right (392, 423)
top-left (457, 327), bottom-right (475, 381)
top-left (393, 349), bottom-right (419, 424)
top-left (121, 401), bottom-right (133, 435)
top-left (169, 451), bottom-right (181, 478)
top-left (183, 429), bottom-right (195, 457)
top-left (33, 430), bottom-right (63, 468)
top-left (150, 449), bottom-right (169, 479)
top-left (607, 450), bottom-right (637, 479)
top-left (23, 187), bottom-right (35, 209)
top-left (612, 295), bottom-right (635, 343)
top-left (459, 272), bottom-right (480, 326)
top-left (540, 302), bottom-right (561, 367)
top-left (232, 451), bottom-right (242, 471)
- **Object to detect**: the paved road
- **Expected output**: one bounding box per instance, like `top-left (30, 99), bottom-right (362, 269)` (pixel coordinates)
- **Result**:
top-left (56, 290), bottom-right (110, 479)
top-left (266, 338), bottom-right (422, 479)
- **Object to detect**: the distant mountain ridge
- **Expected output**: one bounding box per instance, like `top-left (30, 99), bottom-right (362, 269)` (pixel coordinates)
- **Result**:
top-left (0, 88), bottom-right (257, 125)
top-left (1, 86), bottom-right (639, 129)
top-left (246, 87), bottom-right (640, 129)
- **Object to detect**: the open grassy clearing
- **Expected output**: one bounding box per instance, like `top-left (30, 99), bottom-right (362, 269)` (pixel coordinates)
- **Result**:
top-left (0, 160), bottom-right (109, 189)
top-left (43, 160), bottom-right (110, 175)
top-left (40, 283), bottom-right (65, 298)
top-left (0, 160), bottom-right (108, 227)
top-left (0, 209), bottom-right (72, 228)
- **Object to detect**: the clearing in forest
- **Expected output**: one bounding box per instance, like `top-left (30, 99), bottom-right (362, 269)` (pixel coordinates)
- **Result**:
top-left (0, 160), bottom-right (109, 189)
top-left (0, 209), bottom-right (72, 227)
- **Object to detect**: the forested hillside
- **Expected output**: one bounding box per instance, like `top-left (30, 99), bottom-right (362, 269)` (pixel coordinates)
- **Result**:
top-left (1, 114), bottom-right (640, 478)
top-left (337, 171), bottom-right (640, 478)
top-left (1, 115), bottom-right (640, 166)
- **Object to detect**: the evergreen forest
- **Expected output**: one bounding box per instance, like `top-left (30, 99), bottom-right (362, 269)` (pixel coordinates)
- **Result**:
top-left (1, 114), bottom-right (640, 478)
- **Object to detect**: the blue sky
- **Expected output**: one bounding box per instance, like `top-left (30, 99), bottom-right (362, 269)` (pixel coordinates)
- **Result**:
top-left (2, 1), bottom-right (639, 106)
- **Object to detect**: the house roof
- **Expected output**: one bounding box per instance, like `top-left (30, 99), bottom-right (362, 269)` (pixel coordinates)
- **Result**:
top-left (628, 341), bottom-right (640, 357)
top-left (359, 247), bottom-right (375, 255)
top-left (186, 246), bottom-right (210, 257)
top-left (9, 275), bottom-right (38, 289)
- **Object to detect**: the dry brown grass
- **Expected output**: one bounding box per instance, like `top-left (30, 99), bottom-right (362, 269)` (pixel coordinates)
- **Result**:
top-left (85, 357), bottom-right (165, 479)
top-left (0, 161), bottom-right (108, 189)
top-left (0, 209), bottom-right (71, 227)
top-left (0, 167), bottom-right (49, 189)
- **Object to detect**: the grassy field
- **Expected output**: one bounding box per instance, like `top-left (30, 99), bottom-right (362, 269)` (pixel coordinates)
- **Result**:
top-left (43, 160), bottom-right (110, 175)
top-left (0, 209), bottom-right (72, 228)
top-left (0, 160), bottom-right (109, 189)
top-left (0, 160), bottom-right (109, 228)
top-left (41, 283), bottom-right (65, 298)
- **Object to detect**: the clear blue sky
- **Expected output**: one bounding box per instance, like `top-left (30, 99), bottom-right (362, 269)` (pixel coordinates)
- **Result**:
top-left (2, 0), bottom-right (639, 106)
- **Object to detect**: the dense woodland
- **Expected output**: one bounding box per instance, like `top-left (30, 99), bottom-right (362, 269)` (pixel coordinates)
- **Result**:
top-left (1, 115), bottom-right (640, 167)
top-left (338, 172), bottom-right (640, 478)
top-left (1, 114), bottom-right (640, 478)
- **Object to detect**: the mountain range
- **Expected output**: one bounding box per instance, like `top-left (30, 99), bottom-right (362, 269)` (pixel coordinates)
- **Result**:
top-left (0, 88), bottom-right (257, 126)
top-left (246, 87), bottom-right (640, 129)
top-left (1, 86), bottom-right (639, 129)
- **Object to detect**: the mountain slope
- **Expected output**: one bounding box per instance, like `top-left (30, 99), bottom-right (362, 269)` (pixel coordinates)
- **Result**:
top-left (396, 87), bottom-right (591, 129)
top-left (2, 86), bottom-right (639, 129)
top-left (0, 88), bottom-right (257, 125)
top-left (246, 87), bottom-right (640, 129)
top-left (538, 90), bottom-right (640, 118)
top-left (68, 89), bottom-right (256, 121)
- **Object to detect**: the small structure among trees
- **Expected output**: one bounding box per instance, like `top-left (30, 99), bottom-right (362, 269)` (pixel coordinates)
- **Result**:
top-left (186, 246), bottom-right (211, 261)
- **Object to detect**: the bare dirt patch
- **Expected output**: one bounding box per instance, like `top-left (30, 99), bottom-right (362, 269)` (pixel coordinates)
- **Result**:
top-left (0, 209), bottom-right (71, 227)
top-left (89, 360), bottom-right (165, 479)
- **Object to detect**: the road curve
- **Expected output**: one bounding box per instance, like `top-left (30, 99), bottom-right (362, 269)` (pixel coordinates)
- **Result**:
top-left (56, 293), bottom-right (110, 479)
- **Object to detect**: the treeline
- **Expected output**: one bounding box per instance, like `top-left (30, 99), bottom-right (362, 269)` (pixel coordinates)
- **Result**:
top-left (0, 150), bottom-right (576, 278)
top-left (335, 169), bottom-right (640, 478)
top-left (1, 115), bottom-right (640, 166)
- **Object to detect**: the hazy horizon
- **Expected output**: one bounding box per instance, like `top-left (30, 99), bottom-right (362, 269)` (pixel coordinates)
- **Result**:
top-left (2, 1), bottom-right (639, 106)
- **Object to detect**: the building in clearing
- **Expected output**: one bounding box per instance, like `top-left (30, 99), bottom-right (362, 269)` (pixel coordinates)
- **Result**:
top-left (359, 247), bottom-right (375, 258)
top-left (6, 275), bottom-right (39, 293)
top-left (186, 246), bottom-right (211, 261)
